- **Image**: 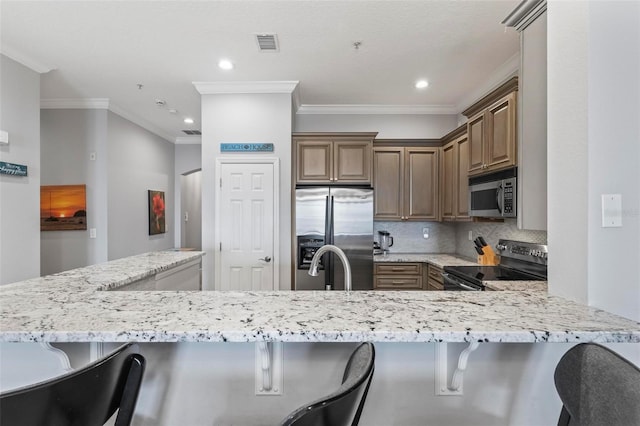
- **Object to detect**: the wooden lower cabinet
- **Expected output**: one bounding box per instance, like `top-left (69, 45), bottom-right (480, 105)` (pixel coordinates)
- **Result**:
top-left (374, 263), bottom-right (424, 290)
top-left (426, 264), bottom-right (444, 291)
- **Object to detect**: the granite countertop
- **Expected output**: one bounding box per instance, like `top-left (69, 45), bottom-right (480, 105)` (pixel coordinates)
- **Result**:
top-left (1, 251), bottom-right (638, 344)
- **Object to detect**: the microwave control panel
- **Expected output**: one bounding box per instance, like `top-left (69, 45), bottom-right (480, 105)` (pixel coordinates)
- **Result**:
top-left (503, 181), bottom-right (514, 214)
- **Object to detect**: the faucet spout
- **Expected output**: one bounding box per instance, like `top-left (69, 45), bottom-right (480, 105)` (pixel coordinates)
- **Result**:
top-left (308, 244), bottom-right (352, 292)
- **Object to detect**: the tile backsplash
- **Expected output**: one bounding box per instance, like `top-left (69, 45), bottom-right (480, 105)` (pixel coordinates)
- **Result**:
top-left (455, 220), bottom-right (548, 259)
top-left (374, 220), bottom-right (547, 259)
top-left (374, 221), bottom-right (456, 253)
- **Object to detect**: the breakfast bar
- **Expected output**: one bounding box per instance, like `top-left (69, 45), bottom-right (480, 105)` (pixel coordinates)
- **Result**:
top-left (1, 251), bottom-right (638, 344)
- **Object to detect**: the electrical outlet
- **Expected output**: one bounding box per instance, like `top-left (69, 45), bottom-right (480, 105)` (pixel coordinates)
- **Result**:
top-left (89, 228), bottom-right (96, 239)
top-left (468, 231), bottom-right (473, 241)
top-left (423, 227), bottom-right (429, 239)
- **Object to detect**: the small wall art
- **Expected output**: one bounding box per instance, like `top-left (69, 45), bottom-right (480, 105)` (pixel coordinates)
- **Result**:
top-left (40, 185), bottom-right (87, 231)
top-left (148, 190), bottom-right (166, 235)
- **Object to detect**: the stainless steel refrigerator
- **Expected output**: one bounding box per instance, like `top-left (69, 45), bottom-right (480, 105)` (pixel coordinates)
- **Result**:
top-left (295, 187), bottom-right (373, 291)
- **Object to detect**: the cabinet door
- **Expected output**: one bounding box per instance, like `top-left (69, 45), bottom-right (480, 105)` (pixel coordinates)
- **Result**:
top-left (485, 92), bottom-right (517, 171)
top-left (296, 140), bottom-right (332, 184)
top-left (455, 134), bottom-right (470, 219)
top-left (373, 147), bottom-right (403, 220)
top-left (404, 148), bottom-right (439, 221)
top-left (334, 140), bottom-right (372, 183)
top-left (467, 112), bottom-right (485, 175)
top-left (441, 141), bottom-right (456, 220)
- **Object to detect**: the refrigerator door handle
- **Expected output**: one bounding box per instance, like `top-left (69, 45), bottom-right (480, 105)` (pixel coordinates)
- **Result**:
top-left (323, 196), bottom-right (333, 290)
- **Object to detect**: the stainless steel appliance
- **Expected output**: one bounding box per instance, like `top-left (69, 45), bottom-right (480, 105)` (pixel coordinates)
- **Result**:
top-left (295, 187), bottom-right (373, 291)
top-left (442, 239), bottom-right (547, 291)
top-left (469, 167), bottom-right (517, 218)
top-left (377, 230), bottom-right (394, 253)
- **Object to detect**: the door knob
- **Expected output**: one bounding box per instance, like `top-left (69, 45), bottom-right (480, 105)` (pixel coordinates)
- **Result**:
top-left (259, 256), bottom-right (272, 263)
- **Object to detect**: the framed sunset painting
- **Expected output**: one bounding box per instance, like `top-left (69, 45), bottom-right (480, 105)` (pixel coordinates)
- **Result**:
top-left (40, 185), bottom-right (87, 231)
top-left (148, 190), bottom-right (166, 235)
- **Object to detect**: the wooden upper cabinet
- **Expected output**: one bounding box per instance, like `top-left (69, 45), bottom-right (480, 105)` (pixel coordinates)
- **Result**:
top-left (485, 92), bottom-right (516, 170)
top-left (296, 140), bottom-right (332, 183)
top-left (405, 148), bottom-right (439, 220)
top-left (373, 147), bottom-right (403, 220)
top-left (441, 142), bottom-right (456, 219)
top-left (334, 141), bottom-right (372, 183)
top-left (455, 134), bottom-right (470, 219)
top-left (463, 78), bottom-right (518, 176)
top-left (439, 126), bottom-right (469, 222)
top-left (373, 145), bottom-right (439, 221)
top-left (467, 113), bottom-right (485, 175)
top-left (293, 133), bottom-right (375, 185)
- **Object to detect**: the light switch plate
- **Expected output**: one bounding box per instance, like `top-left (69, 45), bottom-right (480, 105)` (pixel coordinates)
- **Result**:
top-left (0, 130), bottom-right (8, 145)
top-left (601, 194), bottom-right (622, 227)
top-left (89, 228), bottom-right (97, 238)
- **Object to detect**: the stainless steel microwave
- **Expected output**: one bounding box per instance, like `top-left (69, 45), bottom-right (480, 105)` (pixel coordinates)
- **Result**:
top-left (469, 167), bottom-right (517, 218)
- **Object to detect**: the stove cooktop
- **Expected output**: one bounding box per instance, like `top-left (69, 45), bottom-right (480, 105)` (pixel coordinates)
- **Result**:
top-left (443, 265), bottom-right (545, 286)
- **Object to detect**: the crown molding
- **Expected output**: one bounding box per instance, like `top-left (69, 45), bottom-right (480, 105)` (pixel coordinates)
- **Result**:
top-left (296, 104), bottom-right (458, 115)
top-left (1, 46), bottom-right (56, 74)
top-left (108, 103), bottom-right (175, 143)
top-left (175, 136), bottom-right (202, 145)
top-left (291, 84), bottom-right (302, 112)
top-left (41, 98), bottom-right (110, 109)
top-left (456, 53), bottom-right (520, 113)
top-left (41, 98), bottom-right (174, 143)
top-left (502, 0), bottom-right (547, 32)
top-left (193, 81), bottom-right (299, 95)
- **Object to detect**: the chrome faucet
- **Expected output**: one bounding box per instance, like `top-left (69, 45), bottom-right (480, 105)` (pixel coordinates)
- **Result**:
top-left (308, 244), bottom-right (352, 292)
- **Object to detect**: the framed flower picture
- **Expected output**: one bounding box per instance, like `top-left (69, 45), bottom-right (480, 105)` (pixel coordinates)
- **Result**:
top-left (148, 190), bottom-right (166, 235)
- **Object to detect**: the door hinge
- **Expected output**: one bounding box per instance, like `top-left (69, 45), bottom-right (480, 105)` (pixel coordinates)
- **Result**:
top-left (219, 242), bottom-right (222, 251)
top-left (219, 178), bottom-right (222, 188)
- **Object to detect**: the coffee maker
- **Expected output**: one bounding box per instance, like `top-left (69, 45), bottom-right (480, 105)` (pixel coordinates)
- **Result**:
top-left (377, 230), bottom-right (394, 253)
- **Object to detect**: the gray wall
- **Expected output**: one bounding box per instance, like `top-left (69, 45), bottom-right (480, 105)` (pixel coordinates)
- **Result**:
top-left (201, 92), bottom-right (293, 291)
top-left (548, 1), bottom-right (640, 322)
top-left (295, 113), bottom-right (457, 139)
top-left (586, 1), bottom-right (640, 321)
top-left (107, 112), bottom-right (175, 260)
top-left (180, 171), bottom-right (202, 250)
top-left (40, 109), bottom-right (109, 275)
top-left (0, 55), bottom-right (41, 285)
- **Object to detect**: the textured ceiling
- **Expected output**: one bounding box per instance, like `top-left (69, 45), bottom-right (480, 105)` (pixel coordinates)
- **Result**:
top-left (1, 1), bottom-right (520, 141)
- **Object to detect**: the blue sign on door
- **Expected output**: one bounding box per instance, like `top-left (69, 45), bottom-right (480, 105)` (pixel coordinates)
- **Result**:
top-left (0, 161), bottom-right (28, 177)
top-left (220, 143), bottom-right (274, 152)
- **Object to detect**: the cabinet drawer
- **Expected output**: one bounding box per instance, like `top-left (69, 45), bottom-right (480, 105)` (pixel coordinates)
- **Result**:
top-left (374, 263), bottom-right (421, 275)
top-left (427, 265), bottom-right (443, 283)
top-left (374, 276), bottom-right (423, 290)
top-left (427, 278), bottom-right (444, 291)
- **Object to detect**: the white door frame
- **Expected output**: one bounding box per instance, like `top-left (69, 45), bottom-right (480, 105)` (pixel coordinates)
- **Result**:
top-left (214, 157), bottom-right (280, 291)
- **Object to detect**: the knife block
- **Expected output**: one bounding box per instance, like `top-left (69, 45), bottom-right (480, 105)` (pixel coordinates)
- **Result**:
top-left (477, 245), bottom-right (499, 265)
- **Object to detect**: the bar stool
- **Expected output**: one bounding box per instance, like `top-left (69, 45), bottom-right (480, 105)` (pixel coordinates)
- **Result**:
top-left (554, 343), bottom-right (640, 425)
top-left (280, 342), bottom-right (375, 426)
top-left (0, 343), bottom-right (146, 426)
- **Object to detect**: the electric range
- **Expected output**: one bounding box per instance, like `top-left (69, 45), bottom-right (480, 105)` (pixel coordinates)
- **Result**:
top-left (443, 239), bottom-right (547, 291)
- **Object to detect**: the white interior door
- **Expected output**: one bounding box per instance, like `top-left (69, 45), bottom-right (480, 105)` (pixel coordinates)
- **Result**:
top-left (217, 161), bottom-right (277, 291)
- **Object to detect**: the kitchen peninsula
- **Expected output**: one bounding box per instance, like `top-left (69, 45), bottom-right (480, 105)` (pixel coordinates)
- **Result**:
top-left (1, 251), bottom-right (638, 344)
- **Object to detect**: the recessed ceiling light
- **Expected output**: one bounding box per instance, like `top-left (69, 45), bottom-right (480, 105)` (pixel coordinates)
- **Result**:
top-left (415, 80), bottom-right (429, 89)
top-left (218, 59), bottom-right (234, 70)
top-left (184, 118), bottom-right (194, 124)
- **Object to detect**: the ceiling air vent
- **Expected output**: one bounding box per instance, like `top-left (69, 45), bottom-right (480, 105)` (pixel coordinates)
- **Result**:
top-left (182, 130), bottom-right (201, 135)
top-left (255, 33), bottom-right (279, 52)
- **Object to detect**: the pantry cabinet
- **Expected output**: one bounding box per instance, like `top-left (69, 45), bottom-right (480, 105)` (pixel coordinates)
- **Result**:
top-left (293, 133), bottom-right (377, 185)
top-left (440, 125), bottom-right (470, 221)
top-left (373, 144), bottom-right (439, 221)
top-left (463, 78), bottom-right (518, 176)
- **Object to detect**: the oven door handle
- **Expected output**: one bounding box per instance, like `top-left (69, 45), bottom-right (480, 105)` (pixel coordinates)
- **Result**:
top-left (442, 273), bottom-right (482, 291)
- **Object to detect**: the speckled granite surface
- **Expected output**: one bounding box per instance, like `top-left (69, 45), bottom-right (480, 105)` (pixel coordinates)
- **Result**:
top-left (373, 253), bottom-right (477, 268)
top-left (485, 281), bottom-right (548, 292)
top-left (1, 252), bottom-right (638, 344)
